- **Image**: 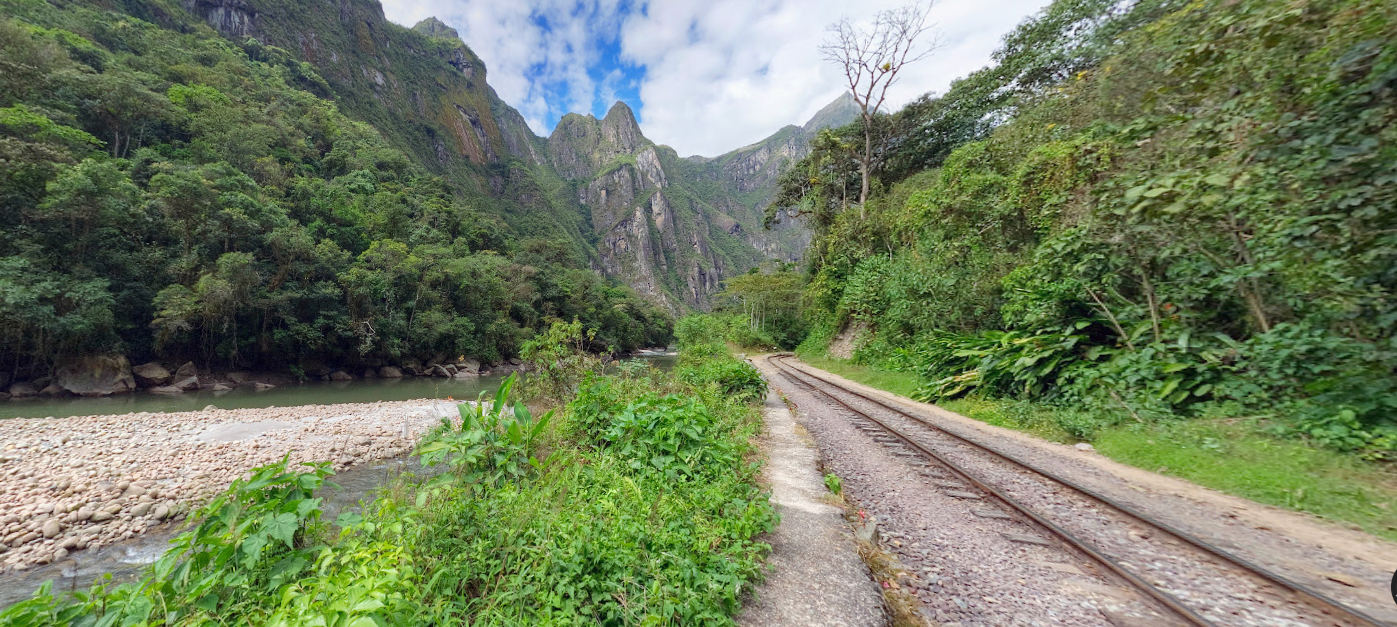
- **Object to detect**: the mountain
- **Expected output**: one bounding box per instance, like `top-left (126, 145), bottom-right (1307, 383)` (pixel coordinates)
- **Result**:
top-left (181, 0), bottom-right (857, 310)
top-left (17, 0), bottom-right (838, 320)
top-left (543, 97), bottom-right (856, 309)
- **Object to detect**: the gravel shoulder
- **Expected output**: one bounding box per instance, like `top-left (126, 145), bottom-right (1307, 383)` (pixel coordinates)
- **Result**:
top-left (783, 356), bottom-right (1397, 623)
top-left (737, 385), bottom-right (885, 627)
top-left (0, 399), bottom-right (463, 571)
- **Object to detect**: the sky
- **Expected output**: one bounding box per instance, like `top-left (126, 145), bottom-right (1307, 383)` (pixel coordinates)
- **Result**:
top-left (378, 0), bottom-right (1054, 157)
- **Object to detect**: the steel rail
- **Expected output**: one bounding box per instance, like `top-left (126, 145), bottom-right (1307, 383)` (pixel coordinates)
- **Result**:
top-left (768, 356), bottom-right (1215, 627)
top-left (771, 355), bottom-right (1388, 627)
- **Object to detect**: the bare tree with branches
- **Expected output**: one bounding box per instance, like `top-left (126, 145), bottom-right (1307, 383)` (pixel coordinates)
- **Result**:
top-left (821, 2), bottom-right (938, 208)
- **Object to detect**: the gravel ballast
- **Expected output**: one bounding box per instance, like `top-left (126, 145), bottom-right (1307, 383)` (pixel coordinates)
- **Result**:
top-left (758, 357), bottom-right (1159, 626)
top-left (761, 356), bottom-right (1397, 626)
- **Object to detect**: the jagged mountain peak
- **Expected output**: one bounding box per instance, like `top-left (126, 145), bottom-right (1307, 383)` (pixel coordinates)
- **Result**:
top-left (802, 92), bottom-right (860, 134)
top-left (547, 101), bottom-right (649, 180)
top-left (604, 100), bottom-right (638, 123)
top-left (412, 16), bottom-right (459, 41)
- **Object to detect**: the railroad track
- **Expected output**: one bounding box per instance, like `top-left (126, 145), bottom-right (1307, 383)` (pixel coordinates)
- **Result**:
top-left (767, 355), bottom-right (1388, 627)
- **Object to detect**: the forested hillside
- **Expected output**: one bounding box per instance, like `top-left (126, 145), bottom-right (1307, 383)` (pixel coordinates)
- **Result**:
top-left (781, 0), bottom-right (1397, 457)
top-left (0, 0), bottom-right (853, 384)
top-left (0, 0), bottom-right (683, 378)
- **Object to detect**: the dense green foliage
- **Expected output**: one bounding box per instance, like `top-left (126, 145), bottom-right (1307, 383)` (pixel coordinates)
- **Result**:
top-left (0, 0), bottom-right (670, 377)
top-left (708, 267), bottom-right (808, 350)
top-left (674, 316), bottom-right (769, 403)
top-left (2, 348), bottom-right (772, 625)
top-left (785, 0), bottom-right (1397, 458)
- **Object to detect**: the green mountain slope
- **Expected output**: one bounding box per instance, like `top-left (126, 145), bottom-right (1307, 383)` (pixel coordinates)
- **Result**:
top-left (0, 0), bottom-right (676, 378)
top-left (547, 95), bottom-right (858, 309)
top-left (177, 0), bottom-right (855, 312)
top-left (0, 0), bottom-right (856, 380)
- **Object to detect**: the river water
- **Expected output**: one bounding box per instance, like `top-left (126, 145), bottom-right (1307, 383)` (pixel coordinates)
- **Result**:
top-left (0, 376), bottom-right (508, 422)
top-left (0, 456), bottom-right (436, 608)
top-left (0, 353), bottom-right (677, 607)
top-left (0, 354), bottom-right (677, 421)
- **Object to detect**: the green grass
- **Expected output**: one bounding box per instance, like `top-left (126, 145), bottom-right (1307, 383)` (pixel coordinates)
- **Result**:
top-left (1095, 419), bottom-right (1397, 541)
top-left (936, 398), bottom-right (1077, 443)
top-left (796, 354), bottom-right (922, 399)
top-left (796, 355), bottom-right (1397, 542)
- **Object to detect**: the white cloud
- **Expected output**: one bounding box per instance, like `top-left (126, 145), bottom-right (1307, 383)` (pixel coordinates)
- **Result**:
top-left (379, 0), bottom-right (1053, 155)
top-left (378, 0), bottom-right (627, 135)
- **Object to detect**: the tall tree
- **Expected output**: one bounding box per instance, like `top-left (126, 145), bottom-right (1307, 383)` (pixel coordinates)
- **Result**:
top-left (821, 2), bottom-right (938, 208)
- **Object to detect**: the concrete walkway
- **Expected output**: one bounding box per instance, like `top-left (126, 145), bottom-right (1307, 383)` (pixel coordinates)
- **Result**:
top-left (738, 358), bottom-right (885, 627)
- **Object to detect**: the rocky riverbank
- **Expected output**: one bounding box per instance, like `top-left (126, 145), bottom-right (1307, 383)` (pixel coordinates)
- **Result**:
top-left (0, 399), bottom-right (466, 571)
top-left (3, 354), bottom-right (529, 401)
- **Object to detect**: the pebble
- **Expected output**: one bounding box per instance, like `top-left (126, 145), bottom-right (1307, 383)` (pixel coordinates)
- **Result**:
top-left (0, 398), bottom-right (456, 571)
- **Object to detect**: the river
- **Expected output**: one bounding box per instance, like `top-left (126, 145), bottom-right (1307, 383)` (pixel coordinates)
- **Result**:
top-left (0, 455), bottom-right (437, 608)
top-left (0, 353), bottom-right (676, 421)
top-left (0, 353), bottom-right (677, 608)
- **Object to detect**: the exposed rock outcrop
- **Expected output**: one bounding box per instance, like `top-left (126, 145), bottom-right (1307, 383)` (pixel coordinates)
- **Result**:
top-left (54, 355), bottom-right (136, 397)
top-left (182, 0), bottom-right (257, 38)
top-left (132, 362), bottom-right (171, 388)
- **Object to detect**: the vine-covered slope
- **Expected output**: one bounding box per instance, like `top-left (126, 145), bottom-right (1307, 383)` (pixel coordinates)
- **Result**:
top-left (786, 0), bottom-right (1397, 457)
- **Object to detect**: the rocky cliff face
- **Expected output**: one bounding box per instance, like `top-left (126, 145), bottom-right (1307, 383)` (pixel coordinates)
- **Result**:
top-left (181, 0), bottom-right (856, 311)
top-left (672, 93), bottom-right (859, 267)
top-left (545, 94), bottom-right (856, 310)
top-left (551, 104), bottom-right (730, 309)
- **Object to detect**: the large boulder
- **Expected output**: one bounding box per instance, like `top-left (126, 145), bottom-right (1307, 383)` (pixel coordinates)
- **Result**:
top-left (132, 362), bottom-right (171, 387)
top-left (174, 361), bottom-right (198, 380)
top-left (379, 366), bottom-right (402, 379)
top-left (329, 371), bottom-right (353, 382)
top-left (8, 382), bottom-right (38, 398)
top-left (55, 355), bottom-right (136, 397)
top-left (173, 376), bottom-right (200, 391)
top-left (39, 384), bottom-right (68, 397)
top-left (458, 358), bottom-right (481, 375)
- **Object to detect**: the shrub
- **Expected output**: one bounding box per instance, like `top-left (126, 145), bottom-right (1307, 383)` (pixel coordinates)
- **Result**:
top-left (679, 357), bottom-right (768, 404)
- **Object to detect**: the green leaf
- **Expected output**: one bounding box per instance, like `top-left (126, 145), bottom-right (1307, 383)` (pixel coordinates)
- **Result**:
top-left (119, 596), bottom-right (154, 627)
top-left (296, 497), bottom-right (322, 518)
top-left (352, 599), bottom-right (386, 612)
top-left (240, 533), bottom-right (268, 567)
top-left (1158, 376), bottom-right (1183, 399)
top-left (194, 593), bottom-right (219, 613)
top-left (264, 512), bottom-right (298, 547)
top-left (268, 555), bottom-right (308, 583)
